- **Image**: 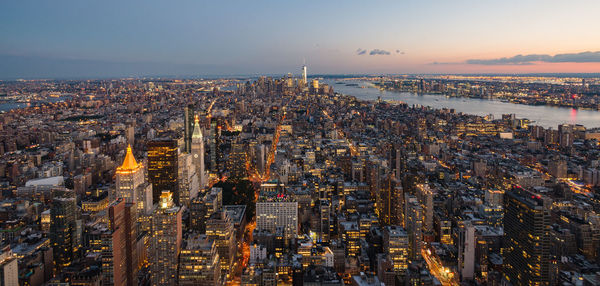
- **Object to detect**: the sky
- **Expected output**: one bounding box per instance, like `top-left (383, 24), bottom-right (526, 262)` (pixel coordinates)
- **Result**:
top-left (1, 0), bottom-right (600, 78)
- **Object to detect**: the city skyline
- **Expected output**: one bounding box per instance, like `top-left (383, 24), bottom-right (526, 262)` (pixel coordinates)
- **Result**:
top-left (2, 0), bottom-right (600, 79)
top-left (3, 2), bottom-right (600, 285)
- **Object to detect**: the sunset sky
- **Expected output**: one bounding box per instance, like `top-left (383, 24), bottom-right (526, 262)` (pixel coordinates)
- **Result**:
top-left (1, 0), bottom-right (600, 78)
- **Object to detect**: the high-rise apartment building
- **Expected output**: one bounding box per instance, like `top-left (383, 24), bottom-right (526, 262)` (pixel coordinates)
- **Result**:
top-left (148, 139), bottom-right (179, 205)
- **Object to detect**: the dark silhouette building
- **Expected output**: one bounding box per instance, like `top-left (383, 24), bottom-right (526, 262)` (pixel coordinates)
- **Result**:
top-left (503, 187), bottom-right (551, 285)
top-left (147, 139), bottom-right (179, 205)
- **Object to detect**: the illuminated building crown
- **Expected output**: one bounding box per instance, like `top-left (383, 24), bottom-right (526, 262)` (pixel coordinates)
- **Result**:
top-left (117, 144), bottom-right (141, 173)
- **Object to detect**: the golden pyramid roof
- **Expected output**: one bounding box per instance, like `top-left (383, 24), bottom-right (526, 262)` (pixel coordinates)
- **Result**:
top-left (117, 144), bottom-right (140, 173)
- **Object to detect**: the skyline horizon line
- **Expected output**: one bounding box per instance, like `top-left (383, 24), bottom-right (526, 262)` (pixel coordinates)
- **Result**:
top-left (4, 72), bottom-right (600, 81)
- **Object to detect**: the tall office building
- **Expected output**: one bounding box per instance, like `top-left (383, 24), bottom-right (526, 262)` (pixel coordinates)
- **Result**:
top-left (301, 64), bottom-right (307, 87)
top-left (503, 187), bottom-right (551, 286)
top-left (256, 182), bottom-right (298, 239)
top-left (50, 190), bottom-right (79, 271)
top-left (191, 115), bottom-right (206, 188)
top-left (151, 192), bottom-right (182, 286)
top-left (183, 104), bottom-right (195, 153)
top-left (102, 199), bottom-right (139, 286)
top-left (206, 211), bottom-right (235, 276)
top-left (116, 145), bottom-right (152, 216)
top-left (148, 139), bottom-right (179, 205)
top-left (178, 234), bottom-right (221, 286)
top-left (0, 246), bottom-right (18, 286)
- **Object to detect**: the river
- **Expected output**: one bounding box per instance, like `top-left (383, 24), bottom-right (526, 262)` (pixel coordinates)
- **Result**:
top-left (0, 96), bottom-right (70, 112)
top-left (325, 80), bottom-right (600, 129)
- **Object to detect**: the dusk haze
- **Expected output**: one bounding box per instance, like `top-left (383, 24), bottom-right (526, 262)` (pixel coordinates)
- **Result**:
top-left (2, 0), bottom-right (600, 78)
top-left (1, 1), bottom-right (600, 286)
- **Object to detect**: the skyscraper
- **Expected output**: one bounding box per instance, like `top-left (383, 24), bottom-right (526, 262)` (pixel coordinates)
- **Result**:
top-left (148, 139), bottom-right (179, 205)
top-left (102, 199), bottom-right (139, 286)
top-left (50, 189), bottom-right (79, 271)
top-left (116, 145), bottom-right (152, 216)
top-left (183, 104), bottom-right (195, 153)
top-left (151, 192), bottom-right (182, 286)
top-left (503, 187), bottom-right (551, 285)
top-left (191, 115), bottom-right (206, 188)
top-left (301, 64), bottom-right (307, 87)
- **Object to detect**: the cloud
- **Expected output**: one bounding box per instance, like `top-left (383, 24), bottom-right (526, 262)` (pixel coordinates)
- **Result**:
top-left (356, 48), bottom-right (398, 56)
top-left (464, 51), bottom-right (600, 65)
top-left (369, 49), bottom-right (391, 56)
